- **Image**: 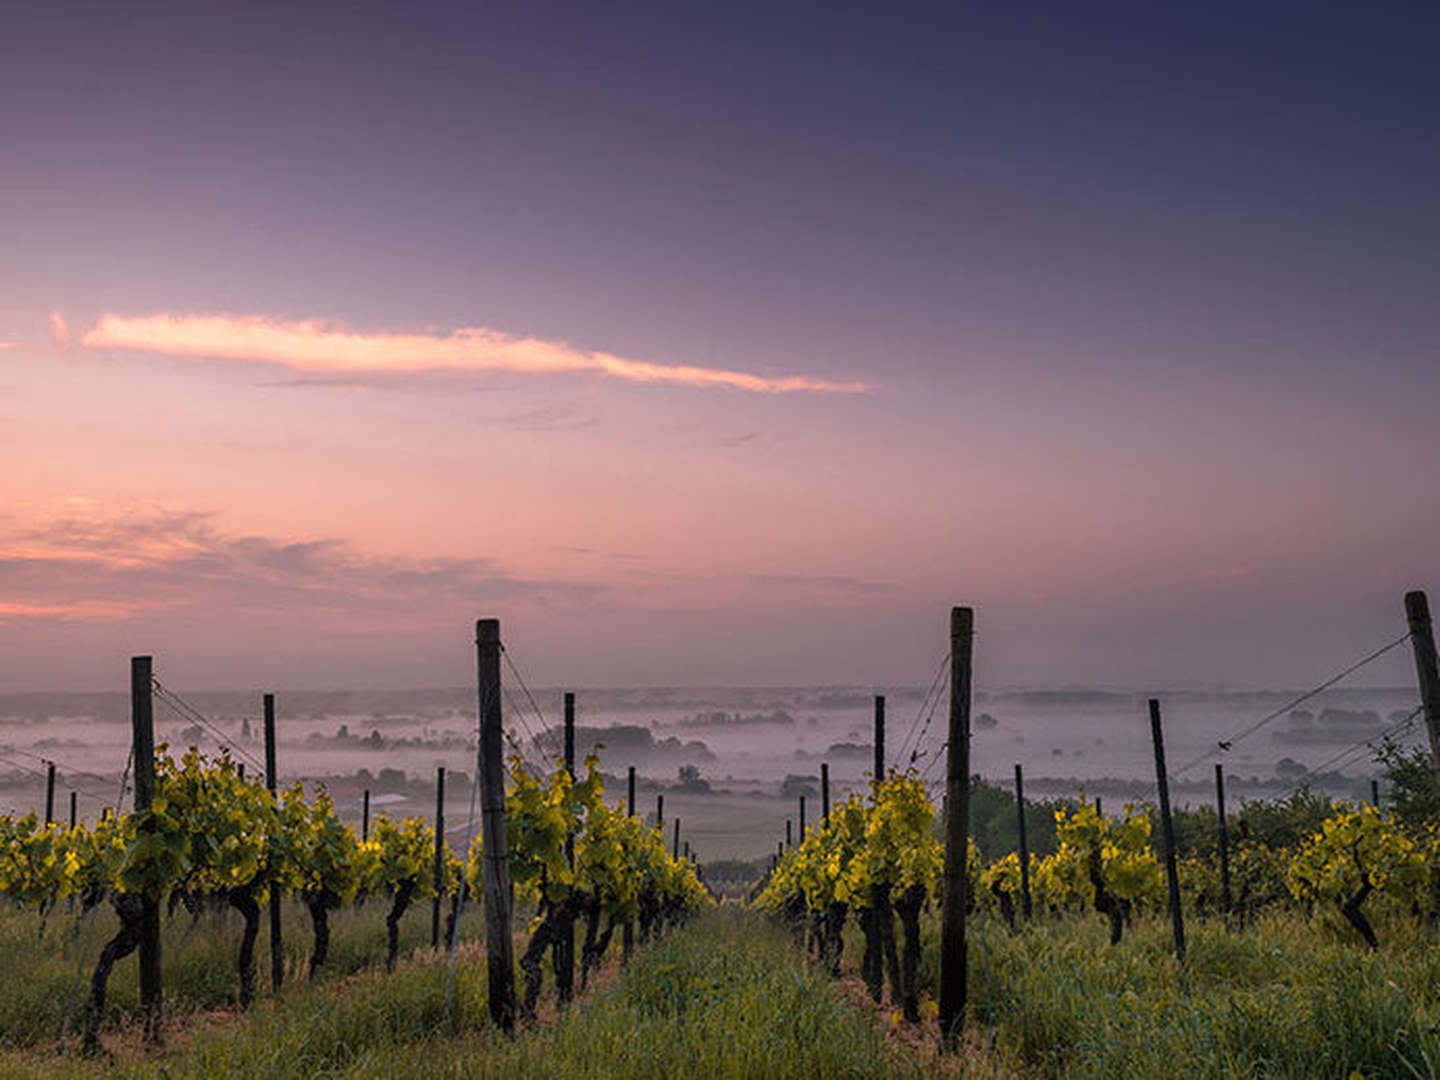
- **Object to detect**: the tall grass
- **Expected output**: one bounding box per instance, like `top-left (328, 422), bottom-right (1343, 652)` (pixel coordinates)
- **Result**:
top-left (6, 907), bottom-right (913, 1079)
top-left (0, 896), bottom-right (488, 1048)
top-left (895, 904), bottom-right (1440, 1078)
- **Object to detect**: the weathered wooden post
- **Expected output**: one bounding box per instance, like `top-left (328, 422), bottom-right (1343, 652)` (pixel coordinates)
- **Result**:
top-left (476, 619), bottom-right (516, 1032)
top-left (1014, 763), bottom-right (1032, 920)
top-left (264, 693), bottom-right (283, 992)
top-left (873, 695), bottom-right (886, 785)
top-left (673, 818), bottom-right (681, 859)
top-left (1094, 796), bottom-right (1102, 816)
top-left (623, 765), bottom-right (636, 961)
top-left (431, 766), bottom-right (446, 949)
top-left (939, 607), bottom-right (973, 1046)
top-left (785, 818), bottom-right (792, 848)
top-left (1371, 778), bottom-right (1380, 807)
top-left (361, 789), bottom-right (370, 841)
top-left (683, 841), bottom-right (690, 860)
top-left (656, 794), bottom-right (664, 828)
top-left (1216, 764), bottom-right (1231, 916)
top-left (238, 763), bottom-right (246, 782)
top-left (132, 656), bottom-right (162, 1044)
top-left (799, 794), bottom-right (806, 840)
top-left (821, 762), bottom-right (830, 824)
top-left (44, 762), bottom-right (55, 824)
top-left (1150, 699), bottom-right (1186, 964)
top-left (1404, 591), bottom-right (1440, 787)
top-left (69, 790), bottom-right (77, 829)
top-left (559, 691), bottom-right (576, 1002)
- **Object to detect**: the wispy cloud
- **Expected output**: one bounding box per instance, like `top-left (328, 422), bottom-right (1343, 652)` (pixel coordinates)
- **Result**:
top-left (49, 311), bottom-right (70, 348)
top-left (81, 312), bottom-right (870, 394)
top-left (0, 505), bottom-right (603, 627)
top-left (747, 572), bottom-right (896, 594)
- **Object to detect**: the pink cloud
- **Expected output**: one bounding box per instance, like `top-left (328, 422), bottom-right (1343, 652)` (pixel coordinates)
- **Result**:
top-left (49, 311), bottom-right (70, 348)
top-left (81, 312), bottom-right (870, 394)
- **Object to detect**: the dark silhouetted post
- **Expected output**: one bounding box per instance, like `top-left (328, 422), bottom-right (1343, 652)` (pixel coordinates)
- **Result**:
top-left (476, 619), bottom-right (516, 1032)
top-left (1150, 699), bottom-right (1186, 964)
top-left (1371, 778), bottom-right (1380, 807)
top-left (560, 691), bottom-right (576, 1001)
top-left (1015, 764), bottom-right (1031, 920)
top-left (1094, 796), bottom-right (1102, 816)
top-left (132, 656), bottom-right (162, 1044)
top-left (432, 766), bottom-right (445, 948)
top-left (785, 818), bottom-right (792, 848)
top-left (44, 762), bottom-right (55, 824)
top-left (940, 607), bottom-right (973, 1046)
top-left (362, 789), bottom-right (370, 841)
top-left (799, 795), bottom-right (806, 840)
top-left (69, 790), bottom-right (77, 829)
top-left (264, 693), bottom-right (283, 992)
top-left (238, 763), bottom-right (246, 782)
top-left (1216, 764), bottom-right (1231, 916)
top-left (873, 695), bottom-right (886, 785)
top-left (673, 818), bottom-right (681, 859)
top-left (1404, 591), bottom-right (1440, 786)
top-left (623, 765), bottom-right (636, 961)
top-left (821, 762), bottom-right (830, 824)
top-left (683, 841), bottom-right (690, 860)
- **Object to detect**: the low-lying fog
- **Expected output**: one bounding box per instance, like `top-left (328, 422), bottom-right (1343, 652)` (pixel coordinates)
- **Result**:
top-left (1, 685), bottom-right (1423, 860)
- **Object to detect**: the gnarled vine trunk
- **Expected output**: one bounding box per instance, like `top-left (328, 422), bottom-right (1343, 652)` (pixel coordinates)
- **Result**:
top-left (304, 890), bottom-right (336, 980)
top-left (824, 901), bottom-right (847, 977)
top-left (895, 884), bottom-right (925, 1022)
top-left (83, 892), bottom-right (145, 1057)
top-left (386, 879), bottom-right (416, 973)
top-left (1087, 848), bottom-right (1124, 945)
top-left (228, 889), bottom-right (261, 1009)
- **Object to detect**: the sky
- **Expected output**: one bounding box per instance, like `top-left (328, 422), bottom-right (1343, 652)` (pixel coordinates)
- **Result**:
top-left (2, 2), bottom-right (1438, 692)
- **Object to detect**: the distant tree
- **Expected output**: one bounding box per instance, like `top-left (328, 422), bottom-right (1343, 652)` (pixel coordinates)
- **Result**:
top-left (1375, 737), bottom-right (1439, 830)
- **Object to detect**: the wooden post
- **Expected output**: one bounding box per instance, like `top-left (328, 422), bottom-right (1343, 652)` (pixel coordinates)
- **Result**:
top-left (1014, 764), bottom-right (1032, 920)
top-left (623, 765), bottom-right (635, 961)
top-left (799, 794), bottom-right (806, 841)
top-left (1404, 591), bottom-right (1440, 787)
top-left (263, 693), bottom-right (283, 992)
top-left (1094, 796), bottom-right (1102, 816)
top-left (1149, 699), bottom-right (1186, 964)
top-left (44, 762), bottom-right (55, 824)
top-left (683, 841), bottom-right (690, 860)
top-left (657, 794), bottom-right (664, 828)
top-left (362, 789), bottom-right (370, 841)
top-left (939, 607), bottom-right (973, 1045)
top-left (131, 656), bottom-right (162, 1044)
top-left (1371, 778), bottom-right (1380, 807)
top-left (475, 619), bottom-right (516, 1032)
top-left (821, 762), bottom-right (830, 824)
top-left (432, 766), bottom-right (446, 949)
top-left (1216, 764), bottom-right (1231, 916)
top-left (785, 818), bottom-right (792, 848)
top-left (238, 763), bottom-right (246, 782)
top-left (560, 690), bottom-right (576, 999)
top-left (873, 695), bottom-right (886, 786)
top-left (69, 790), bottom-right (77, 829)
top-left (673, 818), bottom-right (681, 859)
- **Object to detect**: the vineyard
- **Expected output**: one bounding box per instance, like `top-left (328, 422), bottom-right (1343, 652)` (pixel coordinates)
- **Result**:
top-left (0, 599), bottom-right (1438, 1078)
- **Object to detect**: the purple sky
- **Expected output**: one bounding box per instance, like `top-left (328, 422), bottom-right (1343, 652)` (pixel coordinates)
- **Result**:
top-left (2, 3), bottom-right (1437, 691)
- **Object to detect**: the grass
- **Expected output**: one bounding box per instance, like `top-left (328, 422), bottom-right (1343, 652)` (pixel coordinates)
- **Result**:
top-left (1, 906), bottom-right (917, 1079)
top-left (9, 893), bottom-right (1435, 1078)
top-left (837, 901), bottom-right (1440, 1078)
top-left (0, 895), bottom-right (489, 1049)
